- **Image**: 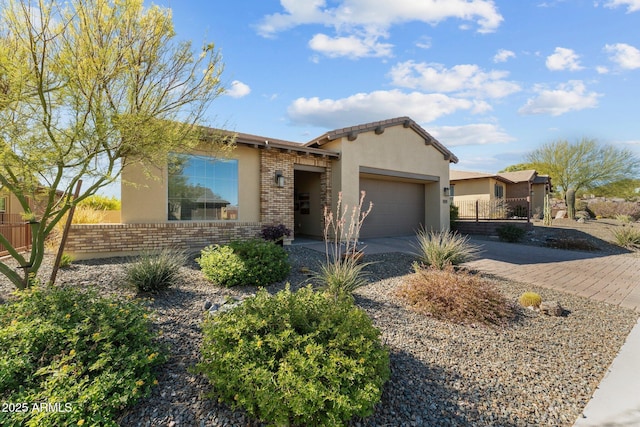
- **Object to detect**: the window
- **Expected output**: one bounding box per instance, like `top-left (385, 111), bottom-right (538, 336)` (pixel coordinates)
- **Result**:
top-left (494, 183), bottom-right (504, 199)
top-left (167, 154), bottom-right (238, 221)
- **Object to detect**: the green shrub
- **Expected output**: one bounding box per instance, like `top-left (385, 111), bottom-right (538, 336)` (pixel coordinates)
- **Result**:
top-left (396, 265), bottom-right (518, 326)
top-left (312, 256), bottom-right (371, 297)
top-left (616, 214), bottom-right (634, 223)
top-left (413, 229), bottom-right (480, 269)
top-left (449, 203), bottom-right (459, 230)
top-left (195, 286), bottom-right (390, 426)
top-left (612, 226), bottom-right (640, 249)
top-left (125, 248), bottom-right (187, 293)
top-left (496, 224), bottom-right (526, 243)
top-left (0, 286), bottom-right (166, 427)
top-left (59, 253), bottom-right (74, 269)
top-left (197, 239), bottom-right (290, 287)
top-left (78, 194), bottom-right (121, 211)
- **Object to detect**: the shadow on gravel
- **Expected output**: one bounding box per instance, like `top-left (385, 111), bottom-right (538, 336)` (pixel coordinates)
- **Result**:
top-left (353, 349), bottom-right (519, 427)
top-left (469, 235), bottom-right (625, 266)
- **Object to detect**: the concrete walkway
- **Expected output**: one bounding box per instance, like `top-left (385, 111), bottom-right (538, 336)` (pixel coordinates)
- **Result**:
top-left (294, 236), bottom-right (640, 426)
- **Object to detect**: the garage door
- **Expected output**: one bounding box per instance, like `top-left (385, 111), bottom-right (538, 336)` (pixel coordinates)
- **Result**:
top-left (359, 177), bottom-right (425, 238)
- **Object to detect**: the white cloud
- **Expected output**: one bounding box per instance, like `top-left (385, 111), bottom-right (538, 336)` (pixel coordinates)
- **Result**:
top-left (308, 33), bottom-right (393, 58)
top-left (493, 49), bottom-right (516, 63)
top-left (596, 66), bottom-right (610, 74)
top-left (603, 0), bottom-right (640, 12)
top-left (389, 61), bottom-right (521, 98)
top-left (287, 90), bottom-right (491, 128)
top-left (415, 36), bottom-right (432, 50)
top-left (604, 43), bottom-right (640, 69)
top-left (545, 47), bottom-right (584, 71)
top-left (430, 124), bottom-right (516, 146)
top-left (518, 80), bottom-right (601, 116)
top-left (225, 80), bottom-right (251, 98)
top-left (258, 0), bottom-right (503, 36)
top-left (256, 0), bottom-right (503, 57)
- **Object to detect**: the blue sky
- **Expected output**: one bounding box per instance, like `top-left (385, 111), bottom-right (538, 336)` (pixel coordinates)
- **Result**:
top-left (141, 0), bottom-right (640, 176)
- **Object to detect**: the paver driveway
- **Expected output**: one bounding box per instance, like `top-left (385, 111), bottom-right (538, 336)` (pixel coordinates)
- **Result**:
top-left (463, 237), bottom-right (640, 312)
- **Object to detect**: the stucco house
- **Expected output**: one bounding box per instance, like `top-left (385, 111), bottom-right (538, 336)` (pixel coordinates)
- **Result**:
top-left (66, 117), bottom-right (458, 259)
top-left (450, 169), bottom-right (552, 219)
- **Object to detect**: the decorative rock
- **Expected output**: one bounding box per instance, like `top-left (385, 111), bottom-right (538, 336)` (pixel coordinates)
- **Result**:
top-left (203, 300), bottom-right (212, 310)
top-left (208, 303), bottom-right (220, 314)
top-left (540, 300), bottom-right (564, 316)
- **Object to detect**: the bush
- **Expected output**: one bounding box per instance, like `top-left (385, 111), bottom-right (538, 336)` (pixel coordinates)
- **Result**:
top-left (197, 239), bottom-right (290, 287)
top-left (312, 256), bottom-right (371, 297)
top-left (59, 252), bottom-right (74, 269)
top-left (413, 229), bottom-right (480, 269)
top-left (0, 286), bottom-right (166, 427)
top-left (496, 224), bottom-right (526, 243)
top-left (396, 265), bottom-right (518, 326)
top-left (449, 203), bottom-right (459, 230)
top-left (195, 286), bottom-right (390, 426)
top-left (615, 214), bottom-right (634, 223)
top-left (589, 200), bottom-right (640, 220)
top-left (125, 248), bottom-right (187, 292)
top-left (78, 195), bottom-right (121, 211)
top-left (612, 226), bottom-right (640, 249)
top-left (259, 224), bottom-right (291, 243)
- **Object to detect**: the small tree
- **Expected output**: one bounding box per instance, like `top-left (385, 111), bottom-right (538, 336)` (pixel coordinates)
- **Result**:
top-left (526, 138), bottom-right (640, 199)
top-left (0, 0), bottom-right (232, 289)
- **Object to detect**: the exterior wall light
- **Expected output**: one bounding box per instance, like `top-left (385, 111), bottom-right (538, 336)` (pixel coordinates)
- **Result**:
top-left (443, 187), bottom-right (450, 196)
top-left (275, 170), bottom-right (285, 187)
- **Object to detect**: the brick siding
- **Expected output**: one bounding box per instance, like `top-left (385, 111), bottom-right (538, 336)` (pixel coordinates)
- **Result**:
top-left (260, 149), bottom-right (332, 237)
top-left (66, 222), bottom-right (262, 259)
top-left (67, 148), bottom-right (333, 259)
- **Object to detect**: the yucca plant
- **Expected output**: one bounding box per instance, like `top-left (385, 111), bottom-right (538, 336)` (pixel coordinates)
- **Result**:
top-left (314, 191), bottom-right (373, 297)
top-left (612, 226), bottom-right (640, 249)
top-left (413, 229), bottom-right (481, 269)
top-left (312, 256), bottom-right (371, 298)
top-left (125, 248), bottom-right (188, 292)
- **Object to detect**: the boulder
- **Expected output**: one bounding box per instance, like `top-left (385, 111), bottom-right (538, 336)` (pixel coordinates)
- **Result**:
top-left (540, 300), bottom-right (564, 316)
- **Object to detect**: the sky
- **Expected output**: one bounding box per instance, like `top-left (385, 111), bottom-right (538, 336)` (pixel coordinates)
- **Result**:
top-left (138, 0), bottom-right (640, 178)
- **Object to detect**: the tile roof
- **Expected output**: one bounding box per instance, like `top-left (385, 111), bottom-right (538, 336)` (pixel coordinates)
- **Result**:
top-left (450, 170), bottom-right (514, 184)
top-left (305, 116), bottom-right (458, 163)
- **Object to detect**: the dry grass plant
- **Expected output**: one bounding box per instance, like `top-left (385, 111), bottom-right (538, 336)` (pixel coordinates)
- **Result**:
top-left (413, 229), bottom-right (481, 270)
top-left (396, 265), bottom-right (518, 326)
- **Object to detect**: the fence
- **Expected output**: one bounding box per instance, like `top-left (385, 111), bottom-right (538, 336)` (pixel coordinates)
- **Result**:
top-left (453, 197), bottom-right (530, 221)
top-left (0, 213), bottom-right (32, 256)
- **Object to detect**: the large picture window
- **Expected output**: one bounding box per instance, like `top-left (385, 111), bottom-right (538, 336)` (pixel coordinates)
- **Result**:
top-left (167, 154), bottom-right (238, 221)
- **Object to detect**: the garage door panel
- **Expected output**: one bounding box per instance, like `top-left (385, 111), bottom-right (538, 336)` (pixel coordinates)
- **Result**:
top-left (360, 178), bottom-right (425, 238)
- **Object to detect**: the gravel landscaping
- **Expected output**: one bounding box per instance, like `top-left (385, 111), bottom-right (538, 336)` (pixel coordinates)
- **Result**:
top-left (1, 246), bottom-right (637, 427)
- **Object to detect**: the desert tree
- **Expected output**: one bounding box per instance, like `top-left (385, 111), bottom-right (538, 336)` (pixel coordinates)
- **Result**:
top-left (0, 0), bottom-right (232, 289)
top-left (526, 138), bottom-right (640, 218)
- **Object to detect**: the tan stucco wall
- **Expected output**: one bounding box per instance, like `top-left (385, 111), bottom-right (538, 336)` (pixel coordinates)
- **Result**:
top-left (325, 125), bottom-right (452, 231)
top-left (121, 145), bottom-right (260, 223)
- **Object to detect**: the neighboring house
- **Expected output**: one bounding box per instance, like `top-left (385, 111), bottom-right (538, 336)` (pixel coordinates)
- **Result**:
top-left (66, 117), bottom-right (458, 259)
top-left (450, 169), bottom-right (552, 218)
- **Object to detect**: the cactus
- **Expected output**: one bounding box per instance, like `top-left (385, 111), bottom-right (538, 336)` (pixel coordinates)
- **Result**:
top-left (543, 193), bottom-right (552, 226)
top-left (566, 188), bottom-right (576, 220)
top-left (518, 292), bottom-right (542, 308)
